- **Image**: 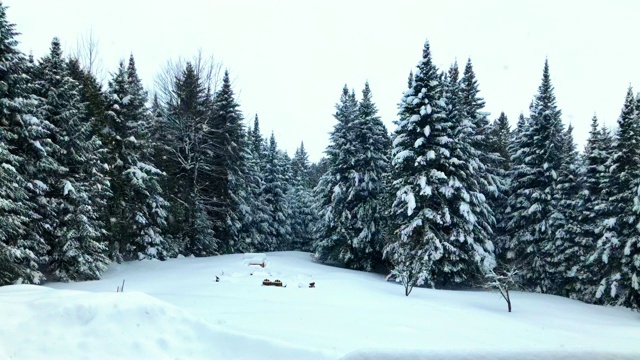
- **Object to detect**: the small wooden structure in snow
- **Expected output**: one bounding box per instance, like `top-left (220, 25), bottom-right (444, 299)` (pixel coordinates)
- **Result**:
top-left (243, 253), bottom-right (267, 268)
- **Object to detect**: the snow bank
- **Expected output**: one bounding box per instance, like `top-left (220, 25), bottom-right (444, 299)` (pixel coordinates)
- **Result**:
top-left (340, 349), bottom-right (639, 360)
top-left (0, 284), bottom-right (330, 360)
top-left (37, 251), bottom-right (640, 359)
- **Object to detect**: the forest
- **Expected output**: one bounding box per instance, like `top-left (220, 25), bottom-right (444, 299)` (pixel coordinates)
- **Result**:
top-left (0, 3), bottom-right (638, 311)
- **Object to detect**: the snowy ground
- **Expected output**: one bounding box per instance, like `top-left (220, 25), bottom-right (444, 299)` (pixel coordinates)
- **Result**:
top-left (1, 251), bottom-right (639, 359)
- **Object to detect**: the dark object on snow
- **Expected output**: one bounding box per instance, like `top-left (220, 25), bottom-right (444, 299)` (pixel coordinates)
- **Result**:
top-left (215, 276), bottom-right (220, 282)
top-left (309, 282), bottom-right (315, 288)
top-left (262, 279), bottom-right (286, 287)
top-left (117, 279), bottom-right (125, 292)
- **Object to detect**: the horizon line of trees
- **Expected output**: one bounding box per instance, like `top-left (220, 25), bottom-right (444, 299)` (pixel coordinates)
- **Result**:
top-left (0, 5), bottom-right (638, 312)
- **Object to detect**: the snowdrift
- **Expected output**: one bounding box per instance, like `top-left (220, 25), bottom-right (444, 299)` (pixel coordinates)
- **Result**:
top-left (0, 284), bottom-right (330, 359)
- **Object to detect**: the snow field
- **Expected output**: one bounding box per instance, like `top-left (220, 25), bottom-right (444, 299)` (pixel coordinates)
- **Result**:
top-left (0, 284), bottom-right (328, 360)
top-left (1, 251), bottom-right (639, 359)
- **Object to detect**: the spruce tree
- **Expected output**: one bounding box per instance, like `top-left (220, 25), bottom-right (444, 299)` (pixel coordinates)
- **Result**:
top-left (506, 60), bottom-right (566, 293)
top-left (288, 142), bottom-right (318, 251)
top-left (104, 56), bottom-right (168, 261)
top-left (208, 70), bottom-right (250, 253)
top-left (578, 116), bottom-right (613, 300)
top-left (262, 133), bottom-right (293, 250)
top-left (434, 62), bottom-right (495, 286)
top-left (460, 59), bottom-right (500, 208)
top-left (487, 112), bottom-right (511, 262)
top-left (34, 38), bottom-right (109, 280)
top-left (591, 87), bottom-right (640, 309)
top-left (504, 113), bottom-right (531, 266)
top-left (244, 115), bottom-right (273, 252)
top-left (0, 3), bottom-right (45, 284)
top-left (385, 41), bottom-right (495, 294)
top-left (549, 125), bottom-right (584, 296)
top-left (341, 82), bottom-right (391, 270)
top-left (314, 85), bottom-right (359, 264)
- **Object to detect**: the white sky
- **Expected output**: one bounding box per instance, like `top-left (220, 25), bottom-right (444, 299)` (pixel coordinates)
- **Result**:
top-left (5, 0), bottom-right (639, 162)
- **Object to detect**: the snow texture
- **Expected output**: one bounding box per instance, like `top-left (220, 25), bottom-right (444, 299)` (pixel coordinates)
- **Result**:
top-left (1, 252), bottom-right (638, 359)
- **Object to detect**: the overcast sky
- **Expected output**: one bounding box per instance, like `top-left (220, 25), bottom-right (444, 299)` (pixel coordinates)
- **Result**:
top-left (5, 0), bottom-right (639, 162)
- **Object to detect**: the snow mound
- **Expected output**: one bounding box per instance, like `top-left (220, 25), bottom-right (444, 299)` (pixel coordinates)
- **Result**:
top-left (339, 349), bottom-right (640, 360)
top-left (0, 284), bottom-right (330, 360)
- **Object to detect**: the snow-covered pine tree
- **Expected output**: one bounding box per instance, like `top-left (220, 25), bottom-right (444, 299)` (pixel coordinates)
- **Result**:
top-left (104, 56), bottom-right (169, 261)
top-left (504, 113), bottom-right (531, 265)
top-left (504, 113), bottom-right (531, 267)
top-left (288, 142), bottom-right (318, 251)
top-left (307, 158), bottom-right (326, 186)
top-left (262, 133), bottom-right (293, 251)
top-left (590, 87), bottom-right (640, 309)
top-left (291, 142), bottom-right (312, 188)
top-left (384, 41), bottom-right (446, 294)
top-left (577, 116), bottom-right (613, 300)
top-left (506, 60), bottom-right (566, 293)
top-left (487, 112), bottom-right (511, 263)
top-left (335, 82), bottom-right (392, 270)
top-left (0, 3), bottom-right (46, 284)
top-left (313, 82), bottom-right (391, 269)
top-left (66, 57), bottom-right (107, 139)
top-left (208, 70), bottom-right (250, 253)
top-left (431, 62), bottom-right (495, 287)
top-left (461, 59), bottom-right (501, 207)
top-left (385, 41), bottom-right (495, 294)
top-left (245, 115), bottom-right (274, 252)
top-left (33, 38), bottom-right (110, 280)
top-left (460, 59), bottom-right (500, 190)
top-left (314, 85), bottom-right (359, 265)
top-left (549, 125), bottom-right (585, 296)
top-left (238, 116), bottom-right (269, 252)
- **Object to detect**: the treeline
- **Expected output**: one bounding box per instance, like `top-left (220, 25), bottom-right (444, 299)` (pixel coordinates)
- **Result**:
top-left (1, 4), bottom-right (639, 311)
top-left (0, 5), bottom-right (318, 284)
top-left (314, 41), bottom-right (640, 311)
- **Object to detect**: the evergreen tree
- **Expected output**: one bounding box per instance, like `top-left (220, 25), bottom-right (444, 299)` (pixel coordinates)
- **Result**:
top-left (506, 60), bottom-right (566, 293)
top-left (460, 59), bottom-right (500, 208)
top-left (487, 112), bottom-right (511, 262)
top-left (385, 41), bottom-right (494, 294)
top-left (434, 62), bottom-right (495, 286)
top-left (66, 57), bottom-right (107, 139)
top-left (309, 157), bottom-right (329, 188)
top-left (104, 56), bottom-right (168, 261)
top-left (262, 133), bottom-right (292, 250)
top-left (288, 142), bottom-right (318, 251)
top-left (314, 85), bottom-right (359, 265)
top-left (0, 3), bottom-right (46, 284)
top-left (291, 142), bottom-right (311, 188)
top-left (504, 113), bottom-right (531, 266)
top-left (341, 82), bottom-right (391, 270)
top-left (240, 116), bottom-right (270, 252)
top-left (385, 41), bottom-right (445, 293)
top-left (549, 125), bottom-right (584, 296)
top-left (34, 38), bottom-right (109, 280)
top-left (208, 70), bottom-right (250, 253)
top-left (591, 87), bottom-right (640, 309)
top-left (578, 116), bottom-right (613, 300)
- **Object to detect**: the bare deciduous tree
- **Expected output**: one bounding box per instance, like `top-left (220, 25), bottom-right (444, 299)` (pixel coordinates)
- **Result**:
top-left (154, 50), bottom-right (222, 106)
top-left (75, 30), bottom-right (105, 82)
top-left (484, 265), bottom-right (520, 312)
